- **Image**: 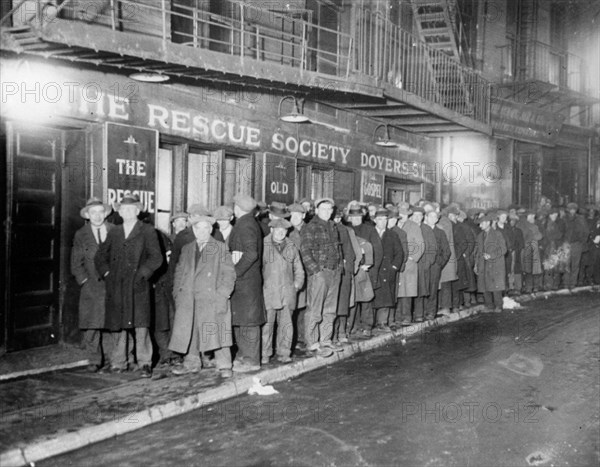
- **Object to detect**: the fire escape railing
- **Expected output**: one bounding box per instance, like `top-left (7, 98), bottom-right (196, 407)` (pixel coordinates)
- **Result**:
top-left (1, 0), bottom-right (491, 125)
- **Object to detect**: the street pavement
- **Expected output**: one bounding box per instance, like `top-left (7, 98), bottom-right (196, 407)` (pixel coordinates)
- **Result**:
top-left (39, 292), bottom-right (600, 467)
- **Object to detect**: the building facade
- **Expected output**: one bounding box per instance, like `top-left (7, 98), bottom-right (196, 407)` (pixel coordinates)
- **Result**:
top-left (0, 0), bottom-right (597, 352)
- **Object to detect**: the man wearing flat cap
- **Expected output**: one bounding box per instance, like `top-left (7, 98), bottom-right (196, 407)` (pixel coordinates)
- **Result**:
top-left (71, 198), bottom-right (115, 372)
top-left (229, 194), bottom-right (265, 372)
top-left (261, 218), bottom-right (304, 364)
top-left (95, 194), bottom-right (163, 378)
top-left (169, 214), bottom-right (236, 378)
top-left (564, 202), bottom-right (590, 289)
top-left (213, 205), bottom-right (234, 247)
top-left (474, 214), bottom-right (507, 312)
top-left (299, 197), bottom-right (343, 357)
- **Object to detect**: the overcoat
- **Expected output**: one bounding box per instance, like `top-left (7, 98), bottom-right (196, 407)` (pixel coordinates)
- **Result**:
top-left (336, 223), bottom-right (358, 315)
top-left (95, 221), bottom-right (163, 331)
top-left (475, 228), bottom-right (507, 292)
top-left (417, 223), bottom-right (437, 297)
top-left (372, 228), bottom-right (404, 309)
top-left (437, 215), bottom-right (458, 283)
top-left (355, 237), bottom-right (374, 302)
top-left (228, 211), bottom-right (265, 326)
top-left (262, 235), bottom-right (305, 311)
top-left (351, 223), bottom-right (383, 290)
top-left (517, 218), bottom-right (543, 275)
top-left (71, 222), bottom-right (114, 329)
top-left (289, 225), bottom-right (307, 308)
top-left (395, 220), bottom-right (424, 297)
top-left (452, 221), bottom-right (476, 291)
top-left (168, 238), bottom-right (236, 353)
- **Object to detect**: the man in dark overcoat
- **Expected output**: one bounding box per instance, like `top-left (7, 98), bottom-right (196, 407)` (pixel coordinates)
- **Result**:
top-left (448, 207), bottom-right (476, 310)
top-left (71, 197), bottom-right (115, 372)
top-left (564, 202), bottom-right (590, 289)
top-left (95, 194), bottom-right (163, 378)
top-left (474, 214), bottom-right (507, 312)
top-left (229, 194), bottom-right (265, 372)
top-left (372, 208), bottom-right (404, 331)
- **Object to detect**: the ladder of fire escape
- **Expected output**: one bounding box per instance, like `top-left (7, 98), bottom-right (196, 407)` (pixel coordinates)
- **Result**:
top-left (410, 0), bottom-right (473, 114)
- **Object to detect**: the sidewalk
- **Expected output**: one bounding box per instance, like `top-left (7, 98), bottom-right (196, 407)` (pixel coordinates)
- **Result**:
top-left (1, 286), bottom-right (598, 467)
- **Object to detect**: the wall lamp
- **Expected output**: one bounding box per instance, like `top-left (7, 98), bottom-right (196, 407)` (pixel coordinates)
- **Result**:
top-left (373, 123), bottom-right (397, 147)
top-left (129, 72), bottom-right (170, 83)
top-left (278, 95), bottom-right (309, 123)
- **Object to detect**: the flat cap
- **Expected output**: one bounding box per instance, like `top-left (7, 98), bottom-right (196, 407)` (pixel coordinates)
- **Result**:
top-left (189, 215), bottom-right (215, 225)
top-left (233, 194), bottom-right (257, 212)
top-left (315, 197), bottom-right (335, 208)
top-left (269, 218), bottom-right (292, 229)
top-left (213, 205), bottom-right (234, 220)
top-left (566, 202), bottom-right (578, 210)
top-left (170, 212), bottom-right (188, 222)
top-left (288, 203), bottom-right (306, 213)
top-left (188, 204), bottom-right (211, 217)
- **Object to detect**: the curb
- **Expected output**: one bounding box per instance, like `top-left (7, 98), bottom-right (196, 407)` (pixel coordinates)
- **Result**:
top-left (2, 286), bottom-right (598, 466)
top-left (0, 360), bottom-right (90, 383)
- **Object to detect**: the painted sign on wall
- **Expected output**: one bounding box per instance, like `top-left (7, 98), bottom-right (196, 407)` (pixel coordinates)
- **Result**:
top-left (263, 153), bottom-right (296, 205)
top-left (361, 171), bottom-right (384, 205)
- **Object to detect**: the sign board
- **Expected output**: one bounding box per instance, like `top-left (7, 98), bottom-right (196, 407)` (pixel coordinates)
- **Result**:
top-left (360, 171), bottom-right (384, 205)
top-left (105, 122), bottom-right (158, 213)
top-left (263, 153), bottom-right (296, 205)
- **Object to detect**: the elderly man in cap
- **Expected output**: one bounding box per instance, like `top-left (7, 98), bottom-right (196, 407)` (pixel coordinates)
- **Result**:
top-left (474, 214), bottom-right (507, 312)
top-left (394, 203), bottom-right (424, 325)
top-left (168, 213), bottom-right (236, 378)
top-left (71, 197), bottom-right (115, 372)
top-left (261, 217), bottom-right (304, 364)
top-left (170, 204), bottom-right (213, 274)
top-left (213, 205), bottom-right (234, 247)
top-left (564, 202), bottom-right (590, 289)
top-left (229, 194), bottom-right (265, 372)
top-left (95, 194), bottom-right (163, 378)
top-left (299, 197), bottom-right (343, 357)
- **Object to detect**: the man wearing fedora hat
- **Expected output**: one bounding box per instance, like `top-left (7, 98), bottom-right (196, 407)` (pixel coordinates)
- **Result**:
top-left (71, 197), bottom-right (115, 372)
top-left (213, 205), bottom-right (234, 247)
top-left (229, 194), bottom-right (265, 372)
top-left (564, 202), bottom-right (590, 289)
top-left (474, 214), bottom-right (507, 312)
top-left (95, 194), bottom-right (163, 378)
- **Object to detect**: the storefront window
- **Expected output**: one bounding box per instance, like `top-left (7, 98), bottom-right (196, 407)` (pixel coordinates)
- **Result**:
top-left (188, 149), bottom-right (220, 211)
top-left (297, 164), bottom-right (334, 201)
top-left (223, 154), bottom-right (254, 206)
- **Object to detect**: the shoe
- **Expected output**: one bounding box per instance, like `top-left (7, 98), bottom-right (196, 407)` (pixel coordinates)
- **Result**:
top-left (277, 355), bottom-right (292, 364)
top-left (219, 369), bottom-right (233, 378)
top-left (338, 337), bottom-right (349, 344)
top-left (399, 320), bottom-right (412, 326)
top-left (312, 347), bottom-right (334, 358)
top-left (437, 308), bottom-right (451, 316)
top-left (140, 365), bottom-right (152, 378)
top-left (414, 318), bottom-right (424, 323)
top-left (171, 365), bottom-right (200, 376)
top-left (261, 356), bottom-right (270, 365)
top-left (232, 362), bottom-right (261, 373)
top-left (320, 341), bottom-right (343, 352)
top-left (201, 359), bottom-right (216, 369)
top-left (109, 366), bottom-right (128, 373)
top-left (85, 364), bottom-right (102, 373)
top-left (374, 325), bottom-right (392, 333)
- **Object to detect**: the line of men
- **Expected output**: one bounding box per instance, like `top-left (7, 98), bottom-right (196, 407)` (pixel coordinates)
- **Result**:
top-left (71, 194), bottom-right (600, 378)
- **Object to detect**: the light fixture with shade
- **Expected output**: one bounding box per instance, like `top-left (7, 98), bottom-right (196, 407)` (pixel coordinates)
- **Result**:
top-left (278, 95), bottom-right (309, 123)
top-left (373, 123), bottom-right (397, 147)
top-left (129, 72), bottom-right (170, 83)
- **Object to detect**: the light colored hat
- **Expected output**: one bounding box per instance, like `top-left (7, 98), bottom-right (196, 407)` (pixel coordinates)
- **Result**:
top-left (187, 204), bottom-right (211, 217)
top-left (566, 202), bottom-right (578, 210)
top-left (213, 205), bottom-right (234, 221)
top-left (397, 202), bottom-right (412, 216)
top-left (233, 194), bottom-right (257, 212)
top-left (80, 197), bottom-right (112, 219)
top-left (269, 218), bottom-right (292, 229)
top-left (315, 197), bottom-right (335, 208)
top-left (114, 194), bottom-right (143, 211)
top-left (189, 215), bottom-right (215, 225)
top-left (288, 203), bottom-right (305, 213)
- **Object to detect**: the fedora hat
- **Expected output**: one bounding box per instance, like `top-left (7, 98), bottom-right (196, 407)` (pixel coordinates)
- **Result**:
top-left (268, 201), bottom-right (291, 218)
top-left (80, 197), bottom-right (112, 219)
top-left (114, 194), bottom-right (143, 211)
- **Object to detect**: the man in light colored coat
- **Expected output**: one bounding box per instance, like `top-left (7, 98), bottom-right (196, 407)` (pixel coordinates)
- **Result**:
top-left (71, 198), bottom-right (114, 372)
top-left (169, 214), bottom-right (236, 378)
top-left (261, 218), bottom-right (304, 364)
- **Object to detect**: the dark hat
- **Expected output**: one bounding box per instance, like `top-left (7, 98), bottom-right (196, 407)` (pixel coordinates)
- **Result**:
top-left (548, 207), bottom-right (560, 215)
top-left (269, 218), bottom-right (292, 229)
top-left (411, 206), bottom-right (425, 214)
top-left (445, 206), bottom-right (460, 216)
top-left (288, 203), bottom-right (306, 214)
top-left (315, 197), bottom-right (335, 208)
top-left (466, 208), bottom-right (483, 217)
top-left (347, 203), bottom-right (363, 217)
top-left (170, 212), bottom-right (188, 222)
top-left (387, 206), bottom-right (400, 219)
top-left (213, 205), bottom-right (234, 221)
top-left (80, 197), bottom-right (112, 219)
top-left (374, 207), bottom-right (389, 218)
top-left (234, 194), bottom-right (257, 212)
top-left (476, 214), bottom-right (494, 224)
top-left (566, 202), bottom-right (578, 210)
top-left (268, 201), bottom-right (290, 218)
top-left (114, 194), bottom-right (144, 211)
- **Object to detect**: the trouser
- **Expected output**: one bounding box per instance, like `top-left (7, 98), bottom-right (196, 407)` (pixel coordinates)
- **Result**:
top-left (81, 329), bottom-right (113, 366)
top-left (233, 326), bottom-right (261, 366)
top-left (375, 307), bottom-right (389, 326)
top-left (591, 247), bottom-right (600, 284)
top-left (451, 280), bottom-right (464, 309)
top-left (305, 269), bottom-right (341, 347)
top-left (483, 291), bottom-right (503, 309)
top-left (358, 301), bottom-right (375, 329)
top-left (333, 316), bottom-right (347, 341)
top-left (110, 328), bottom-right (152, 369)
top-left (415, 266), bottom-right (441, 320)
top-left (522, 273), bottom-right (542, 292)
top-left (262, 306), bottom-right (293, 358)
top-left (294, 307), bottom-right (306, 344)
top-left (183, 347), bottom-right (231, 371)
top-left (396, 297), bottom-right (413, 323)
top-left (542, 269), bottom-right (562, 290)
top-left (566, 242), bottom-right (584, 288)
top-left (438, 280), bottom-right (456, 309)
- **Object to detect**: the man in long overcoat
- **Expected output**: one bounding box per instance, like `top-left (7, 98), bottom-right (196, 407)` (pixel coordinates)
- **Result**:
top-left (372, 208), bottom-right (404, 330)
top-left (436, 206), bottom-right (458, 315)
top-left (95, 194), bottom-right (163, 378)
top-left (449, 207), bottom-right (476, 310)
top-left (564, 202), bottom-right (590, 289)
top-left (261, 218), bottom-right (304, 364)
top-left (169, 215), bottom-right (236, 378)
top-left (229, 194), bottom-right (265, 372)
top-left (474, 214), bottom-right (507, 312)
top-left (395, 203), bottom-right (424, 325)
top-left (517, 210), bottom-right (543, 293)
top-left (71, 198), bottom-right (114, 372)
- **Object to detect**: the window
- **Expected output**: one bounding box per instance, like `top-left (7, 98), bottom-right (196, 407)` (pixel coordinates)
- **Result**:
top-left (296, 164), bottom-right (334, 201)
top-left (223, 154), bottom-right (254, 206)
